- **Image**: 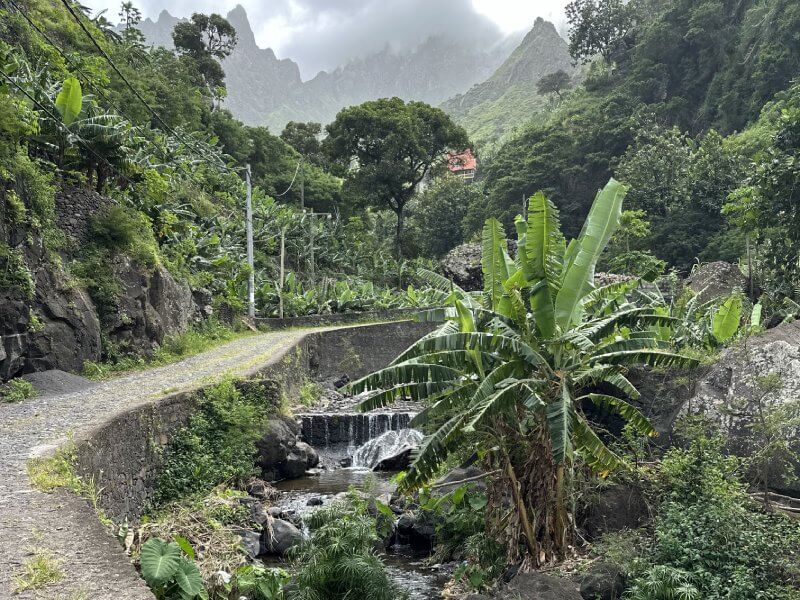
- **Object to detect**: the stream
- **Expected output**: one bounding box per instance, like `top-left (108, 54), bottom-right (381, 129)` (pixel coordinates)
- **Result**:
top-left (271, 413), bottom-right (446, 599)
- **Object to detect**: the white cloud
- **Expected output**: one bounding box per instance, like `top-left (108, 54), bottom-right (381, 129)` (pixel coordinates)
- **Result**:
top-left (82, 0), bottom-right (570, 77)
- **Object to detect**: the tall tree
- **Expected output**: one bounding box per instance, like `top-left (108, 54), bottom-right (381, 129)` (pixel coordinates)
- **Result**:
top-left (324, 98), bottom-right (468, 255)
top-left (172, 13), bottom-right (237, 102)
top-left (537, 70), bottom-right (572, 99)
top-left (565, 0), bottom-right (638, 64)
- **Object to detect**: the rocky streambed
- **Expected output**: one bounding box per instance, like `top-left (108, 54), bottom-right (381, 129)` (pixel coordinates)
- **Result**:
top-left (246, 384), bottom-right (446, 599)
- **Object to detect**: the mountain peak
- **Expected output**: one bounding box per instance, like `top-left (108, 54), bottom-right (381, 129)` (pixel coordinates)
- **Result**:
top-left (226, 4), bottom-right (256, 49)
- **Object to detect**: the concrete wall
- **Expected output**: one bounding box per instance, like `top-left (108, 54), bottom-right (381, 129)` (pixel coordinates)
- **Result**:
top-left (73, 321), bottom-right (433, 522)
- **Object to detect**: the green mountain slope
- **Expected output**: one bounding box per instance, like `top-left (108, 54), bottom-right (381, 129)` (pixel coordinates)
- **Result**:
top-left (441, 18), bottom-right (575, 148)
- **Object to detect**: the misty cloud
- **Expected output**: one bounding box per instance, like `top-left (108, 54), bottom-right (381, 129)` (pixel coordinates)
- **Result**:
top-left (87, 0), bottom-right (566, 79)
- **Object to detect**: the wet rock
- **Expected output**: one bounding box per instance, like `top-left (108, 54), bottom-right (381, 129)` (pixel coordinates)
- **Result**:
top-left (236, 529), bottom-right (262, 559)
top-left (375, 447), bottom-right (414, 470)
top-left (580, 562), bottom-right (625, 600)
top-left (248, 501), bottom-right (270, 526)
top-left (306, 496), bottom-right (324, 506)
top-left (499, 572), bottom-right (581, 599)
top-left (260, 519), bottom-right (302, 556)
top-left (268, 507), bottom-right (283, 518)
top-left (257, 418), bottom-right (317, 480)
top-left (685, 261), bottom-right (746, 304)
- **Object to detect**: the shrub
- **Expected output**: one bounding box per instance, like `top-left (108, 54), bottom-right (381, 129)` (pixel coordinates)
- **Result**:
top-left (90, 205), bottom-right (159, 268)
top-left (0, 378), bottom-right (36, 403)
top-left (624, 432), bottom-right (800, 599)
top-left (0, 242), bottom-right (34, 298)
top-left (289, 492), bottom-right (399, 600)
top-left (151, 379), bottom-right (271, 506)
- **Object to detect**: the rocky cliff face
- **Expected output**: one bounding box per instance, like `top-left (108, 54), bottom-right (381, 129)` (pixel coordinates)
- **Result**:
top-left (132, 5), bottom-right (516, 131)
top-left (0, 187), bottom-right (202, 381)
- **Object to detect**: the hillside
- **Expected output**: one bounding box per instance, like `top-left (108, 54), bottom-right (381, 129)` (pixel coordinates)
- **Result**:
top-left (441, 17), bottom-right (575, 148)
top-left (135, 5), bottom-right (516, 131)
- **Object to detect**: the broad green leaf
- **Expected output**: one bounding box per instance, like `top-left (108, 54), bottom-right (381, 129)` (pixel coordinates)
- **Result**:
top-left (468, 493), bottom-right (488, 510)
top-left (172, 558), bottom-right (204, 598)
top-left (174, 536), bottom-right (195, 560)
top-left (546, 384), bottom-right (574, 465)
top-left (481, 218), bottom-right (509, 310)
top-left (140, 538), bottom-right (181, 587)
top-left (712, 295), bottom-right (743, 343)
top-left (580, 393), bottom-right (656, 437)
top-left (750, 302), bottom-right (762, 328)
top-left (55, 76), bottom-right (82, 125)
top-left (555, 179), bottom-right (627, 330)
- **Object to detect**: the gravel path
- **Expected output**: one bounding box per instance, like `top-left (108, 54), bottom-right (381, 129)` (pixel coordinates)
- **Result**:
top-left (0, 328), bottom-right (328, 600)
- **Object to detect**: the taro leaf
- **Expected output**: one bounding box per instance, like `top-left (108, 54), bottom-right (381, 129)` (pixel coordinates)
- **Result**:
top-left (173, 558), bottom-right (204, 599)
top-left (140, 538), bottom-right (181, 587)
top-left (55, 76), bottom-right (82, 125)
top-left (174, 536), bottom-right (195, 560)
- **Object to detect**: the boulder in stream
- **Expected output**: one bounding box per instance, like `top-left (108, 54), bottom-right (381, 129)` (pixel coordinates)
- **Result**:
top-left (257, 418), bottom-right (319, 480)
top-left (260, 518), bottom-right (303, 556)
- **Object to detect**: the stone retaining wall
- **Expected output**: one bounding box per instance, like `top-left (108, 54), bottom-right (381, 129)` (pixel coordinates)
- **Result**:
top-left (73, 321), bottom-right (433, 521)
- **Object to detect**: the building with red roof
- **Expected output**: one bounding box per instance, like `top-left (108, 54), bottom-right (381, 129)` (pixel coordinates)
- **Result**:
top-left (447, 149), bottom-right (477, 182)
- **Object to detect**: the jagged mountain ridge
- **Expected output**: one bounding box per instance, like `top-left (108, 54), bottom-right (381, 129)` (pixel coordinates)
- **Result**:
top-left (131, 5), bottom-right (517, 131)
top-left (440, 17), bottom-right (576, 148)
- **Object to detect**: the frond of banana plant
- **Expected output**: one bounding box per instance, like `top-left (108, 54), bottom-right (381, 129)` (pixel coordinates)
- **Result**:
top-left (578, 393), bottom-right (656, 437)
top-left (481, 218), bottom-right (511, 310)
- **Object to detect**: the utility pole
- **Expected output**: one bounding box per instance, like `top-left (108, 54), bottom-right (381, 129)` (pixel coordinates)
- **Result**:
top-left (309, 208), bottom-right (315, 283)
top-left (299, 159), bottom-right (305, 210)
top-left (245, 164), bottom-right (255, 319)
top-left (278, 226), bottom-right (286, 319)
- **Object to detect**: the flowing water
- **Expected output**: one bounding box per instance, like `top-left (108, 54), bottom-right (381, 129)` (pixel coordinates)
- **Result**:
top-left (271, 413), bottom-right (443, 599)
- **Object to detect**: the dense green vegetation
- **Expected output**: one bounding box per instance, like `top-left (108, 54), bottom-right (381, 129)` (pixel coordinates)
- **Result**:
top-left (0, 0), bottom-right (454, 370)
top-left (351, 180), bottom-right (696, 564)
top-left (472, 0), bottom-right (800, 280)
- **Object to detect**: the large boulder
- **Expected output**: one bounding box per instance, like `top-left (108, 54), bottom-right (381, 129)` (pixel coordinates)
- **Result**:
top-left (260, 519), bottom-right (303, 556)
top-left (257, 417), bottom-right (319, 480)
top-left (499, 572), bottom-right (581, 599)
top-left (685, 261), bottom-right (746, 304)
top-left (0, 245), bottom-right (101, 381)
top-left (580, 562), bottom-right (625, 600)
top-left (107, 257), bottom-right (194, 354)
top-left (636, 320), bottom-right (800, 495)
top-left (441, 242), bottom-right (482, 291)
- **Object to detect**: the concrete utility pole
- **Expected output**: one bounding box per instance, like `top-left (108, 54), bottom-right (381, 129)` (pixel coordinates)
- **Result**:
top-left (245, 164), bottom-right (255, 319)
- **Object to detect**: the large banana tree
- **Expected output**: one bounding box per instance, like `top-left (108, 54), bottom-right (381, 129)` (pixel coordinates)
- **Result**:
top-left (348, 179), bottom-right (696, 565)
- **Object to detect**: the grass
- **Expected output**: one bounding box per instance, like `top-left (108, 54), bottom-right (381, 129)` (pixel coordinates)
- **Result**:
top-left (0, 378), bottom-right (37, 403)
top-left (82, 320), bottom-right (254, 380)
top-left (13, 548), bottom-right (64, 593)
top-left (299, 381), bottom-right (324, 407)
top-left (26, 439), bottom-right (113, 526)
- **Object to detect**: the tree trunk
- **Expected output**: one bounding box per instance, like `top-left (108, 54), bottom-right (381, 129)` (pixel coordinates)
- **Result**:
top-left (395, 206), bottom-right (404, 259)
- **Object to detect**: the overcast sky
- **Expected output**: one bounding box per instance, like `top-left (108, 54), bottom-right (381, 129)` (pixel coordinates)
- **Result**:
top-left (85, 0), bottom-right (570, 78)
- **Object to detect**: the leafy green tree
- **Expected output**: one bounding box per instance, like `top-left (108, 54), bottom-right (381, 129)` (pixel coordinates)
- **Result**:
top-left (324, 97), bottom-right (469, 255)
top-left (565, 0), bottom-right (638, 64)
top-left (615, 125), bottom-right (744, 272)
top-left (280, 121), bottom-right (322, 163)
top-left (536, 70), bottom-right (572, 100)
top-left (350, 179), bottom-right (694, 564)
top-left (408, 176), bottom-right (482, 258)
top-left (172, 13), bottom-right (237, 101)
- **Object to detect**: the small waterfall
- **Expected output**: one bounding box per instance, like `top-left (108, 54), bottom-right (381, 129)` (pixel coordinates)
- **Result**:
top-left (298, 412), bottom-right (415, 448)
top-left (351, 429), bottom-right (424, 469)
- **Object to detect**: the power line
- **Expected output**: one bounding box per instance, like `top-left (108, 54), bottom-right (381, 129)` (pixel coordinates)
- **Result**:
top-left (0, 68), bottom-right (135, 187)
top-left (273, 157), bottom-right (303, 197)
top-left (57, 0), bottom-right (229, 171)
top-left (6, 0), bottom-right (130, 122)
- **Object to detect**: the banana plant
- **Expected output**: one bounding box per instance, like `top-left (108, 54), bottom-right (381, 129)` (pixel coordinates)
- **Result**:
top-left (349, 179), bottom-right (697, 565)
